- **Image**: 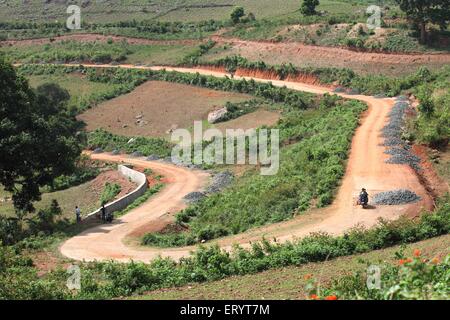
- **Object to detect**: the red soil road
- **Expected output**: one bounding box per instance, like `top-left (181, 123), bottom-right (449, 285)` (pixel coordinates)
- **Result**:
top-left (208, 36), bottom-right (450, 75)
top-left (4, 33), bottom-right (450, 75)
top-left (59, 65), bottom-right (434, 263)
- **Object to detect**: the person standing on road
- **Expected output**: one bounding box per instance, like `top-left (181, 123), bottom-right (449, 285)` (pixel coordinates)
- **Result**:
top-left (75, 206), bottom-right (81, 223)
top-left (101, 204), bottom-right (106, 222)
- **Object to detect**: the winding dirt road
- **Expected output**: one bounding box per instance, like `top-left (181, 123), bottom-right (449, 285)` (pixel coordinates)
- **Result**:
top-left (60, 65), bottom-right (433, 263)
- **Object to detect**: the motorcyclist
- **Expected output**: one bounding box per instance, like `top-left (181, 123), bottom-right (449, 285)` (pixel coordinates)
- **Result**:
top-left (359, 188), bottom-right (369, 206)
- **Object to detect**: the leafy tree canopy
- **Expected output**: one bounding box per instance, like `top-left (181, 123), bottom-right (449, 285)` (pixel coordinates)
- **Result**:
top-left (0, 58), bottom-right (82, 213)
top-left (395, 0), bottom-right (450, 43)
top-left (300, 0), bottom-right (320, 16)
top-left (230, 6), bottom-right (245, 24)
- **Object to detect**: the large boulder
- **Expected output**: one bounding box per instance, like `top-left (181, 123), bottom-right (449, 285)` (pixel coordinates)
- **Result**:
top-left (207, 107), bottom-right (228, 124)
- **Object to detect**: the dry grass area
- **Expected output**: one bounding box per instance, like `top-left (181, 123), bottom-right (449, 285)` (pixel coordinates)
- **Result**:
top-left (78, 80), bottom-right (253, 137)
top-left (214, 108), bottom-right (281, 134)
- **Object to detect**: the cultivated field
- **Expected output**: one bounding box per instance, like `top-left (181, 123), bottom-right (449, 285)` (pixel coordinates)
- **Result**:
top-left (78, 80), bottom-right (254, 137)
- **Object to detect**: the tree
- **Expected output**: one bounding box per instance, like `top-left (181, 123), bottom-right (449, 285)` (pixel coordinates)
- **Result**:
top-left (300, 0), bottom-right (320, 16)
top-left (0, 59), bottom-right (82, 213)
top-left (395, 0), bottom-right (450, 44)
top-left (230, 6), bottom-right (245, 24)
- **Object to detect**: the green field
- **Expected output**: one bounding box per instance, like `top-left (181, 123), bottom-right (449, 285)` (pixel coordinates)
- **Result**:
top-left (1, 41), bottom-right (197, 66)
top-left (0, 0), bottom-right (371, 23)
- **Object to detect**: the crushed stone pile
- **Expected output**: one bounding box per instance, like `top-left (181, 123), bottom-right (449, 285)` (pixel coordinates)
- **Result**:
top-left (183, 192), bottom-right (206, 204)
top-left (146, 155), bottom-right (160, 161)
top-left (130, 151), bottom-right (143, 157)
top-left (205, 171), bottom-right (234, 194)
top-left (333, 86), bottom-right (346, 93)
top-left (381, 100), bottom-right (422, 171)
top-left (372, 189), bottom-right (421, 205)
top-left (384, 147), bottom-right (421, 171)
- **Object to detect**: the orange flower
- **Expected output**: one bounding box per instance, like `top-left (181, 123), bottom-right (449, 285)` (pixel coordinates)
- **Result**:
top-left (431, 257), bottom-right (440, 265)
top-left (413, 249), bottom-right (421, 257)
top-left (398, 258), bottom-right (412, 265)
top-left (310, 294), bottom-right (319, 300)
top-left (325, 295), bottom-right (338, 300)
top-left (304, 274), bottom-right (313, 280)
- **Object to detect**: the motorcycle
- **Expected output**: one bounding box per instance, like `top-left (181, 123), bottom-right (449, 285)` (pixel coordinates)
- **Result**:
top-left (357, 195), bottom-right (369, 209)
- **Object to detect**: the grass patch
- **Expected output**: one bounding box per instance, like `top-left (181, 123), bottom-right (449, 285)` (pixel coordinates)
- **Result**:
top-left (99, 183), bottom-right (122, 205)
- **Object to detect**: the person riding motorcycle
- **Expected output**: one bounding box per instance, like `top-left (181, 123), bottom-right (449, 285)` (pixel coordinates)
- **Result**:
top-left (358, 188), bottom-right (369, 207)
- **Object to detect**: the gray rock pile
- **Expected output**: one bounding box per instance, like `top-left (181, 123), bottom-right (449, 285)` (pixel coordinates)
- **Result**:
top-left (183, 192), bottom-right (206, 204)
top-left (381, 100), bottom-right (422, 171)
top-left (384, 147), bottom-right (421, 171)
top-left (205, 171), bottom-right (234, 194)
top-left (146, 155), bottom-right (160, 161)
top-left (93, 147), bottom-right (103, 154)
top-left (208, 107), bottom-right (228, 124)
top-left (372, 189), bottom-right (421, 205)
top-left (130, 151), bottom-right (143, 157)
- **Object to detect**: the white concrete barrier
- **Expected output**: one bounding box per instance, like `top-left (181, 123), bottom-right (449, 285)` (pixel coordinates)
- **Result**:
top-left (84, 165), bottom-right (147, 220)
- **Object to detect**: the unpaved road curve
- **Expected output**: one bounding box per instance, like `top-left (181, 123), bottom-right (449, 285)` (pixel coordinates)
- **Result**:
top-left (60, 65), bottom-right (433, 263)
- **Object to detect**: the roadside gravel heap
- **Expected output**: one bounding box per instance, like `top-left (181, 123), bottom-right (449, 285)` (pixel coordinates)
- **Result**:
top-left (382, 99), bottom-right (422, 171)
top-left (131, 151), bottom-right (143, 157)
top-left (205, 171), bottom-right (234, 194)
top-left (333, 86), bottom-right (346, 93)
top-left (183, 192), bottom-right (206, 204)
top-left (183, 171), bottom-right (234, 204)
top-left (146, 155), bottom-right (160, 161)
top-left (372, 189), bottom-right (421, 205)
top-left (346, 88), bottom-right (360, 95)
top-left (385, 147), bottom-right (421, 171)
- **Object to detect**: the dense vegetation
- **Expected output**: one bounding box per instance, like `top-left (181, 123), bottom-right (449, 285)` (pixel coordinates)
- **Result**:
top-left (144, 98), bottom-right (366, 246)
top-left (316, 251), bottom-right (449, 300)
top-left (0, 59), bottom-right (83, 213)
top-left (408, 67), bottom-right (450, 148)
top-left (1, 195), bottom-right (448, 299)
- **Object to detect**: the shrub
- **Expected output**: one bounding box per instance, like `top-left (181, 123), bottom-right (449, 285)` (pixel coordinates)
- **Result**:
top-left (99, 183), bottom-right (121, 205)
top-left (318, 252), bottom-right (450, 300)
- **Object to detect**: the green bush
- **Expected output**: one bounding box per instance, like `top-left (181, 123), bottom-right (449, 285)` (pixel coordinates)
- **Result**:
top-left (318, 252), bottom-right (450, 300)
top-left (99, 183), bottom-right (121, 205)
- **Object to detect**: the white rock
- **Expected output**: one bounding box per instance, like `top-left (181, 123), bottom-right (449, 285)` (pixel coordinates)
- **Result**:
top-left (207, 107), bottom-right (228, 124)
